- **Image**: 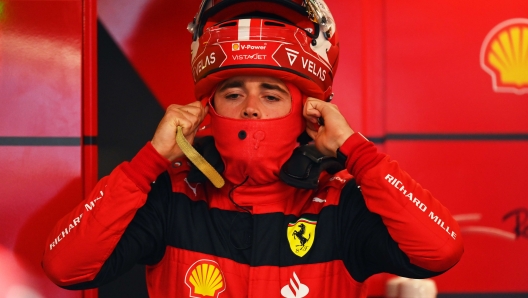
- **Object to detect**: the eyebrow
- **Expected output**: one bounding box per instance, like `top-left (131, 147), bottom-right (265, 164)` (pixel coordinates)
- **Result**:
top-left (217, 80), bottom-right (289, 95)
top-left (217, 80), bottom-right (243, 92)
top-left (260, 82), bottom-right (289, 95)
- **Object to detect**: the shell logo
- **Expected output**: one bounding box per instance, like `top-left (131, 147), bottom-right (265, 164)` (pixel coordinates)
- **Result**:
top-left (232, 43), bottom-right (240, 51)
top-left (480, 18), bottom-right (528, 95)
top-left (184, 259), bottom-right (226, 298)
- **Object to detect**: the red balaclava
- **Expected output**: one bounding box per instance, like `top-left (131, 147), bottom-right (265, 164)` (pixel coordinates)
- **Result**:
top-left (208, 82), bottom-right (305, 186)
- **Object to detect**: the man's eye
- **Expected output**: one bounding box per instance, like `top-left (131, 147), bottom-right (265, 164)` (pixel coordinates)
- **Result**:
top-left (265, 95), bottom-right (279, 101)
top-left (226, 94), bottom-right (240, 99)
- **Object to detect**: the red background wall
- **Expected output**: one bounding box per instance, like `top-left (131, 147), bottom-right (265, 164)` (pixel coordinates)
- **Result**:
top-left (0, 0), bottom-right (97, 297)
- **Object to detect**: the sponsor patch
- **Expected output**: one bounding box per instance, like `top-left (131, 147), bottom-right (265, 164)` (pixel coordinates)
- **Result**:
top-left (185, 259), bottom-right (226, 298)
top-left (281, 272), bottom-right (309, 298)
top-left (287, 218), bottom-right (317, 257)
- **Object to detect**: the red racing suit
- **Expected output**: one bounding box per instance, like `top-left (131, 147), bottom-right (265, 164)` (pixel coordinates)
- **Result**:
top-left (42, 132), bottom-right (463, 297)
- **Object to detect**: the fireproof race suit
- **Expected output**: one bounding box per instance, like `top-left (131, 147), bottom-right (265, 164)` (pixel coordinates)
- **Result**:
top-left (42, 132), bottom-right (463, 297)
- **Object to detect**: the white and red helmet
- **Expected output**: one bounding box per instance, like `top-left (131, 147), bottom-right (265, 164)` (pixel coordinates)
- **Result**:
top-left (189, 0), bottom-right (340, 101)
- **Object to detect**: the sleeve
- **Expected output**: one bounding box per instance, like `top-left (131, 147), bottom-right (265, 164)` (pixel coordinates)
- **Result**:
top-left (41, 142), bottom-right (171, 288)
top-left (339, 132), bottom-right (464, 276)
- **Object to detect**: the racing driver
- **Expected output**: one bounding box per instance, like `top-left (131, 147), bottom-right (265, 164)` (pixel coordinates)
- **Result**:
top-left (42, 0), bottom-right (464, 297)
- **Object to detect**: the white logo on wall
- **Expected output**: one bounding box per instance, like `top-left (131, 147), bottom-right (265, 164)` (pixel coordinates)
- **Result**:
top-left (281, 272), bottom-right (309, 298)
top-left (480, 18), bottom-right (528, 95)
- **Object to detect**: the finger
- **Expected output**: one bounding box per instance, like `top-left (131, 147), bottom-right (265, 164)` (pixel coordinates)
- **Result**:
top-left (187, 100), bottom-right (203, 108)
top-left (305, 126), bottom-right (317, 140)
top-left (303, 111), bottom-right (320, 127)
top-left (303, 107), bottom-right (319, 124)
top-left (186, 101), bottom-right (207, 117)
top-left (180, 104), bottom-right (203, 118)
top-left (189, 102), bottom-right (208, 122)
top-left (304, 98), bottom-right (323, 119)
top-left (305, 119), bottom-right (318, 132)
top-left (170, 103), bottom-right (206, 134)
top-left (174, 116), bottom-right (195, 136)
top-left (165, 109), bottom-right (198, 135)
top-left (305, 96), bottom-right (322, 102)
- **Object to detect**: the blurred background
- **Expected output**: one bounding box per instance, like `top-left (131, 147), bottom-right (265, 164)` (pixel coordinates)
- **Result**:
top-left (0, 0), bottom-right (527, 297)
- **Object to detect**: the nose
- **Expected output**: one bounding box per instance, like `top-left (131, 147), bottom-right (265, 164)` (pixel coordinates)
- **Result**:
top-left (241, 95), bottom-right (261, 119)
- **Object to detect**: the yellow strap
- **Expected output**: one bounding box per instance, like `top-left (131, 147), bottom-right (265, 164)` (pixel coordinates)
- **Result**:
top-left (175, 126), bottom-right (225, 188)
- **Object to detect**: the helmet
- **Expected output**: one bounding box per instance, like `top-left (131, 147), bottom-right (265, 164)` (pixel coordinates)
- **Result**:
top-left (189, 0), bottom-right (339, 101)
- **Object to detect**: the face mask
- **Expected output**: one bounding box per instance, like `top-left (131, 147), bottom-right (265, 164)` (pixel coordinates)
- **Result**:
top-left (208, 83), bottom-right (305, 186)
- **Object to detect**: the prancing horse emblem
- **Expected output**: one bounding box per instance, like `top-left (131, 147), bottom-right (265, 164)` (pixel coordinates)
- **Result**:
top-left (287, 218), bottom-right (317, 257)
top-left (293, 223), bottom-right (311, 248)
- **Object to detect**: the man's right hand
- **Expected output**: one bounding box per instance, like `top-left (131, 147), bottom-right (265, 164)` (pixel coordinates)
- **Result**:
top-left (151, 101), bottom-right (208, 161)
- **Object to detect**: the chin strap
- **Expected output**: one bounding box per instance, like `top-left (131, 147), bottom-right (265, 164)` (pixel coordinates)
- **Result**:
top-left (176, 126), bottom-right (225, 188)
top-left (279, 144), bottom-right (345, 189)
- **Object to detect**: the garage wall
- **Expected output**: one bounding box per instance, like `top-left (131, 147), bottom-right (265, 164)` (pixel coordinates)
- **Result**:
top-left (0, 0), bottom-right (97, 297)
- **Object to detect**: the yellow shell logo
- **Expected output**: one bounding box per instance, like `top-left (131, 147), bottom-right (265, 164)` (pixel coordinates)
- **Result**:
top-left (232, 43), bottom-right (240, 51)
top-left (185, 260), bottom-right (226, 298)
top-left (480, 18), bottom-right (528, 95)
top-left (287, 218), bottom-right (317, 257)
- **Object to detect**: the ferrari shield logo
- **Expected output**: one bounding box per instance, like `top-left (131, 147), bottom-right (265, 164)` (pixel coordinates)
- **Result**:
top-left (287, 218), bottom-right (317, 257)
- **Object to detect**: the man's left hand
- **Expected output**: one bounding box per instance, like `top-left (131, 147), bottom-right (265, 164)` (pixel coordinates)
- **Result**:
top-left (303, 97), bottom-right (354, 157)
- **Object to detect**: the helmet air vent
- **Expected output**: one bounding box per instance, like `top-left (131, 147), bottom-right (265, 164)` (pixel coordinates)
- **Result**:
top-left (264, 21), bottom-right (286, 27)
